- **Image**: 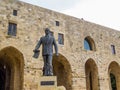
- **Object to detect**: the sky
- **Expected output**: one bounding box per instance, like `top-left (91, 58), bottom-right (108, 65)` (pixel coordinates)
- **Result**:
top-left (19, 0), bottom-right (120, 31)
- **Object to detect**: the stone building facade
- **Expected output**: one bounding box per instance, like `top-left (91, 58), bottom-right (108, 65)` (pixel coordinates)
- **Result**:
top-left (0, 0), bottom-right (120, 90)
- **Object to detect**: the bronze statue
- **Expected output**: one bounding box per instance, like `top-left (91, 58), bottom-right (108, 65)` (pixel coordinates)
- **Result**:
top-left (33, 28), bottom-right (58, 76)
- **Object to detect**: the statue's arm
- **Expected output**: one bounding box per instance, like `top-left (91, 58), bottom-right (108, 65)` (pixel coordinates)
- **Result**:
top-left (34, 37), bottom-right (42, 51)
top-left (53, 38), bottom-right (58, 55)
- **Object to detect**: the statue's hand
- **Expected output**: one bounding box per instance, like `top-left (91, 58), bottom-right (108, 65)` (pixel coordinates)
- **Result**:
top-left (33, 49), bottom-right (40, 52)
top-left (33, 49), bottom-right (40, 58)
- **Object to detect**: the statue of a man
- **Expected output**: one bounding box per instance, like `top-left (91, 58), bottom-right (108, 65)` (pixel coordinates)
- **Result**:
top-left (33, 28), bottom-right (58, 76)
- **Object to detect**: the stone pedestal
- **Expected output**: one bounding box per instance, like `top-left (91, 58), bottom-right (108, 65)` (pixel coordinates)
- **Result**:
top-left (38, 76), bottom-right (57, 90)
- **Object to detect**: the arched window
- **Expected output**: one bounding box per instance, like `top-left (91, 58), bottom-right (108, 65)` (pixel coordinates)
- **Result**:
top-left (84, 38), bottom-right (92, 50)
top-left (84, 36), bottom-right (96, 51)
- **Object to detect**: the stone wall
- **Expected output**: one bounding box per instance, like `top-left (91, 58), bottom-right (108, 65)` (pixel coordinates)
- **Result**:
top-left (0, 0), bottom-right (120, 90)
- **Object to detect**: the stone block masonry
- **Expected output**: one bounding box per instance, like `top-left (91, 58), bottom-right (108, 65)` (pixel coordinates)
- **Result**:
top-left (0, 0), bottom-right (120, 90)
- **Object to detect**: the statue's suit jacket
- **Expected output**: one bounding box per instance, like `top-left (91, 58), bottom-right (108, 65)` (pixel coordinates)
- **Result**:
top-left (35, 35), bottom-right (58, 56)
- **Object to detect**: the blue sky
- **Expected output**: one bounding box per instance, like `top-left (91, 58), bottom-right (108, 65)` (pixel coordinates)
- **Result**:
top-left (19, 0), bottom-right (120, 31)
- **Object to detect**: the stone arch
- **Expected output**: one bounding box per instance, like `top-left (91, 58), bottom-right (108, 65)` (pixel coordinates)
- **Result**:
top-left (52, 53), bottom-right (72, 90)
top-left (0, 46), bottom-right (24, 90)
top-left (108, 61), bottom-right (120, 90)
top-left (85, 58), bottom-right (99, 90)
top-left (84, 36), bottom-right (96, 51)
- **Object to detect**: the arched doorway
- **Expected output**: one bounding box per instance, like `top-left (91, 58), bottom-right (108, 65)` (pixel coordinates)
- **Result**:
top-left (108, 61), bottom-right (120, 90)
top-left (0, 46), bottom-right (24, 90)
top-left (85, 59), bottom-right (99, 90)
top-left (52, 54), bottom-right (72, 90)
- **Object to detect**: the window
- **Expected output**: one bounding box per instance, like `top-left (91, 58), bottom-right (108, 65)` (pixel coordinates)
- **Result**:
top-left (111, 45), bottom-right (116, 54)
top-left (84, 36), bottom-right (96, 51)
top-left (13, 10), bottom-right (17, 16)
top-left (56, 21), bottom-right (59, 26)
top-left (84, 38), bottom-right (92, 50)
top-left (58, 33), bottom-right (64, 45)
top-left (8, 23), bottom-right (17, 36)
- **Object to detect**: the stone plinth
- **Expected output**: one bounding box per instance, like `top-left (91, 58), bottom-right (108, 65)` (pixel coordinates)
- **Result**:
top-left (38, 76), bottom-right (57, 90)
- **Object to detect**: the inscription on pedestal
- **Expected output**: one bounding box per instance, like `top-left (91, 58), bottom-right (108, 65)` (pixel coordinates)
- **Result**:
top-left (41, 81), bottom-right (55, 86)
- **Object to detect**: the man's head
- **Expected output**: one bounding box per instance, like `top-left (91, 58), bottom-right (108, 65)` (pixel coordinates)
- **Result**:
top-left (45, 28), bottom-right (50, 35)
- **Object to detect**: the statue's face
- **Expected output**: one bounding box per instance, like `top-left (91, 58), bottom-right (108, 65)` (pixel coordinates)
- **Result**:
top-left (45, 28), bottom-right (50, 35)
